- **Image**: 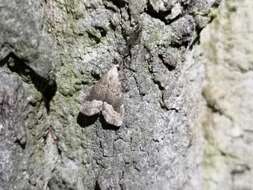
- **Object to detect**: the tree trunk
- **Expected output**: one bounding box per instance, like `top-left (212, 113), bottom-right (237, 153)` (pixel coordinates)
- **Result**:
top-left (0, 0), bottom-right (220, 189)
top-left (200, 0), bottom-right (253, 189)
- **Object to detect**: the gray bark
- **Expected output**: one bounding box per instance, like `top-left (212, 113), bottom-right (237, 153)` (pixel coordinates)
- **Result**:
top-left (199, 0), bottom-right (253, 189)
top-left (0, 0), bottom-right (220, 190)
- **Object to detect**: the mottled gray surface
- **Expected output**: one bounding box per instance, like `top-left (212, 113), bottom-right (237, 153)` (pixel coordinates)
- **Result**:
top-left (0, 69), bottom-right (27, 190)
top-left (0, 0), bottom-right (55, 80)
top-left (199, 0), bottom-right (253, 189)
top-left (0, 0), bottom-right (220, 189)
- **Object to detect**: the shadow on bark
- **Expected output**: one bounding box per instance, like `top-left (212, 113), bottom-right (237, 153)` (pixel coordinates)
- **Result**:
top-left (0, 52), bottom-right (57, 112)
top-left (77, 112), bottom-right (99, 128)
top-left (77, 112), bottom-right (119, 130)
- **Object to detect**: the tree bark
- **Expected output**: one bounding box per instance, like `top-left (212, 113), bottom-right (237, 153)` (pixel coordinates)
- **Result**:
top-left (0, 0), bottom-right (220, 189)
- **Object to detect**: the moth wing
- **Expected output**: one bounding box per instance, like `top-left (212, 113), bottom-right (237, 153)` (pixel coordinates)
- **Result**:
top-left (80, 99), bottom-right (103, 116)
top-left (80, 65), bottom-right (124, 125)
top-left (104, 65), bottom-right (123, 113)
top-left (80, 73), bottom-right (108, 116)
top-left (102, 102), bottom-right (124, 127)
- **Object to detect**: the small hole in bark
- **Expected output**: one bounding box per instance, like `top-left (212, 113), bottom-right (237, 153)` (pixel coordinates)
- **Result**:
top-left (95, 181), bottom-right (101, 190)
top-left (95, 26), bottom-right (107, 37)
top-left (145, 1), bottom-right (171, 24)
top-left (109, 0), bottom-right (127, 8)
top-left (14, 139), bottom-right (26, 149)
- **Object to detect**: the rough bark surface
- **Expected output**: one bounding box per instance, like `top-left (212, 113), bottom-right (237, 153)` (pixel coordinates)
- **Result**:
top-left (199, 0), bottom-right (253, 189)
top-left (0, 0), bottom-right (220, 190)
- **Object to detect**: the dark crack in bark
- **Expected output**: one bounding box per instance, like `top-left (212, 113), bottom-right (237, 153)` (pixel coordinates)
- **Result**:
top-left (0, 52), bottom-right (57, 112)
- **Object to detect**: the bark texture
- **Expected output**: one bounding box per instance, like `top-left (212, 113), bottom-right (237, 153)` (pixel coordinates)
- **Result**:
top-left (0, 0), bottom-right (220, 190)
top-left (199, 0), bottom-right (253, 189)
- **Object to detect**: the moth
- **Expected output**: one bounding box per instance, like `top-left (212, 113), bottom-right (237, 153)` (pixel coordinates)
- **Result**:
top-left (80, 65), bottom-right (124, 127)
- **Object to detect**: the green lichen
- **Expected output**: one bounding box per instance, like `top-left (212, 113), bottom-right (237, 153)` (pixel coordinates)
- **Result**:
top-left (56, 61), bottom-right (91, 97)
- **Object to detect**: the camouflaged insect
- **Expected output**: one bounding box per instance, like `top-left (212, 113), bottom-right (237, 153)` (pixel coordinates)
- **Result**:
top-left (80, 65), bottom-right (124, 127)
